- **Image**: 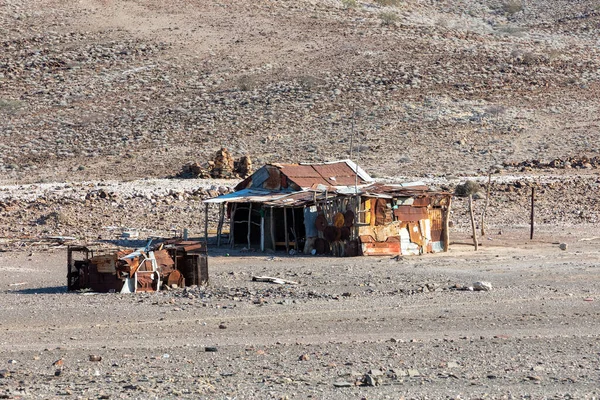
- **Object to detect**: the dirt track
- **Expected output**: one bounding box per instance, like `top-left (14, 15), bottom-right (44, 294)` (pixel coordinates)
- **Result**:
top-left (2, 227), bottom-right (599, 399)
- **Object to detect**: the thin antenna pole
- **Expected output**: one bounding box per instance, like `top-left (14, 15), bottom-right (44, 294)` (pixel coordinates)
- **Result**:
top-left (354, 124), bottom-right (362, 195)
top-left (349, 106), bottom-right (355, 161)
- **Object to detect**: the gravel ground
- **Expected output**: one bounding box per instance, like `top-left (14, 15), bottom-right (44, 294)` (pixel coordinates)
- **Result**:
top-left (1, 227), bottom-right (599, 399)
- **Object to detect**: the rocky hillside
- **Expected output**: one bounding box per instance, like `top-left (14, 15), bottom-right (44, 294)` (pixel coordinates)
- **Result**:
top-left (1, 0), bottom-right (599, 183)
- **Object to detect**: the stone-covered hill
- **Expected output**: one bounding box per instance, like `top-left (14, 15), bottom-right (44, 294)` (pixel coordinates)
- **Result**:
top-left (1, 0), bottom-right (599, 183)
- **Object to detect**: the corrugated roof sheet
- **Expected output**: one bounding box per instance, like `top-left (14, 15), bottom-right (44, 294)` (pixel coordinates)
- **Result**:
top-left (275, 160), bottom-right (372, 189)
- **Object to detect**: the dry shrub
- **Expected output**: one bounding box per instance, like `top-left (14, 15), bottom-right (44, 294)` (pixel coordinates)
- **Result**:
top-left (455, 180), bottom-right (481, 197)
top-left (379, 11), bottom-right (398, 26)
top-left (375, 0), bottom-right (401, 6)
top-left (237, 75), bottom-right (256, 91)
top-left (342, 0), bottom-right (357, 9)
top-left (502, 0), bottom-right (523, 15)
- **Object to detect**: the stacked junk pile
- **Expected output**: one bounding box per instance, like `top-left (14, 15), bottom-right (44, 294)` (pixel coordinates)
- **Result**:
top-left (67, 239), bottom-right (208, 293)
top-left (314, 208), bottom-right (357, 256)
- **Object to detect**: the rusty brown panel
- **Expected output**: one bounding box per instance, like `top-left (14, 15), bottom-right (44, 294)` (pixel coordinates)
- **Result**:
top-left (136, 273), bottom-right (155, 292)
top-left (412, 196), bottom-right (430, 207)
top-left (90, 254), bottom-right (117, 274)
top-left (234, 176), bottom-right (252, 191)
top-left (154, 250), bottom-right (175, 268)
top-left (313, 163), bottom-right (355, 179)
top-left (359, 235), bottom-right (375, 243)
top-left (375, 199), bottom-right (392, 226)
top-left (429, 208), bottom-right (443, 231)
top-left (263, 166), bottom-right (282, 190)
top-left (408, 222), bottom-right (424, 246)
top-left (394, 206), bottom-right (428, 222)
top-left (279, 165), bottom-right (321, 177)
top-left (430, 229), bottom-right (443, 242)
top-left (290, 177), bottom-right (331, 188)
top-left (362, 242), bottom-right (401, 256)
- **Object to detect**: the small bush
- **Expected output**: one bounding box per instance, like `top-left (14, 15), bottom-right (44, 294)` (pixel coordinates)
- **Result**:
top-left (485, 105), bottom-right (506, 120)
top-left (297, 75), bottom-right (322, 89)
top-left (237, 75), bottom-right (256, 91)
top-left (496, 25), bottom-right (527, 36)
top-left (375, 0), bottom-right (401, 6)
top-left (502, 0), bottom-right (523, 15)
top-left (0, 99), bottom-right (23, 115)
top-left (342, 0), bottom-right (357, 9)
top-left (379, 11), bottom-right (398, 26)
top-left (455, 180), bottom-right (481, 197)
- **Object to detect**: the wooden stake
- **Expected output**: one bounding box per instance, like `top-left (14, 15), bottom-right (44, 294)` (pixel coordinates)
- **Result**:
top-left (443, 196), bottom-right (452, 252)
top-left (229, 203), bottom-right (237, 248)
top-left (284, 206), bottom-right (289, 253)
top-left (481, 172), bottom-right (492, 236)
top-left (530, 187), bottom-right (535, 240)
top-left (270, 207), bottom-right (275, 250)
top-left (217, 203), bottom-right (224, 247)
top-left (204, 203), bottom-right (209, 246)
top-left (291, 207), bottom-right (298, 251)
top-left (260, 210), bottom-right (265, 252)
top-left (469, 194), bottom-right (478, 251)
top-left (247, 203), bottom-right (253, 249)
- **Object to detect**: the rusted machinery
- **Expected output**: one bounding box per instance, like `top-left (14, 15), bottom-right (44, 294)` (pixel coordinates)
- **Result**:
top-left (67, 239), bottom-right (208, 293)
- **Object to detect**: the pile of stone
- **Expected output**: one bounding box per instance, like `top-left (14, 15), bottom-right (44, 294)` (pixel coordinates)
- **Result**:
top-left (503, 156), bottom-right (600, 171)
top-left (177, 148), bottom-right (253, 179)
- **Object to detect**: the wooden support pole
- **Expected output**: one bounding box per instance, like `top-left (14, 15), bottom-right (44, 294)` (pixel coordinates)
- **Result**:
top-left (247, 203), bottom-right (253, 249)
top-left (270, 207), bottom-right (275, 250)
top-left (204, 203), bottom-right (209, 246)
top-left (469, 194), bottom-right (478, 251)
top-left (291, 207), bottom-right (298, 251)
top-left (229, 203), bottom-right (237, 248)
top-left (443, 197), bottom-right (452, 252)
top-left (260, 210), bottom-right (265, 252)
top-left (217, 203), bottom-right (224, 247)
top-left (481, 172), bottom-right (492, 236)
top-left (530, 187), bottom-right (535, 240)
top-left (284, 206), bottom-right (289, 253)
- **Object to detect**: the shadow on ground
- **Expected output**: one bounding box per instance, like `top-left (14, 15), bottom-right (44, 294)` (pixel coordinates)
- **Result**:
top-left (8, 286), bottom-right (68, 294)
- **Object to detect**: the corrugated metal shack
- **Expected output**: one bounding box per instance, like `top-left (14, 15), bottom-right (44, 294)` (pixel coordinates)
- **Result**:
top-left (204, 160), bottom-right (452, 256)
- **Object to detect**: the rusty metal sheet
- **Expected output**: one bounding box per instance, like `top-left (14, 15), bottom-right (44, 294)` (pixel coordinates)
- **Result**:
top-left (428, 208), bottom-right (443, 231)
top-left (359, 235), bottom-right (375, 243)
top-left (394, 206), bottom-right (428, 222)
top-left (361, 241), bottom-right (401, 256)
top-left (278, 164), bottom-right (321, 178)
top-left (263, 166), bottom-right (282, 190)
top-left (412, 197), bottom-right (430, 207)
top-left (375, 198), bottom-right (393, 226)
top-left (90, 254), bottom-right (117, 274)
top-left (408, 222), bottom-right (424, 246)
top-left (290, 177), bottom-right (331, 188)
top-left (154, 250), bottom-right (174, 268)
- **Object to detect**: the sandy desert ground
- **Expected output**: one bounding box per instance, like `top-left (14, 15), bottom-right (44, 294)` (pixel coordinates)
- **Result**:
top-left (1, 226), bottom-right (600, 399)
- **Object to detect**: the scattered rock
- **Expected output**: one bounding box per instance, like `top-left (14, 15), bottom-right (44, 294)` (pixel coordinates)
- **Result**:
top-left (473, 281), bottom-right (493, 291)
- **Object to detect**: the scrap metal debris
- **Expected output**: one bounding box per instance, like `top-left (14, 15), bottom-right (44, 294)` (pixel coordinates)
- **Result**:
top-left (252, 276), bottom-right (298, 285)
top-left (67, 239), bottom-right (208, 293)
